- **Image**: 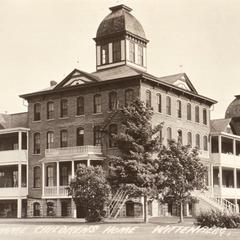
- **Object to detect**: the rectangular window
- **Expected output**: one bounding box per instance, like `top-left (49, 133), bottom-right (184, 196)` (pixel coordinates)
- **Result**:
top-left (146, 90), bottom-right (151, 108)
top-left (129, 41), bottom-right (135, 62)
top-left (77, 97), bottom-right (84, 115)
top-left (203, 109), bottom-right (207, 125)
top-left (60, 130), bottom-right (68, 148)
top-left (157, 94), bottom-right (162, 113)
top-left (47, 102), bottom-right (54, 119)
top-left (113, 41), bottom-right (121, 62)
top-left (94, 95), bottom-right (101, 113)
top-left (125, 89), bottom-right (133, 106)
top-left (34, 133), bottom-right (40, 154)
top-left (166, 96), bottom-right (171, 115)
top-left (47, 132), bottom-right (54, 149)
top-left (109, 92), bottom-right (117, 111)
top-left (177, 100), bottom-right (182, 118)
top-left (94, 126), bottom-right (102, 146)
top-left (137, 45), bottom-right (143, 66)
top-left (47, 166), bottom-right (54, 187)
top-left (60, 166), bottom-right (69, 186)
top-left (101, 44), bottom-right (109, 64)
top-left (60, 99), bottom-right (68, 118)
top-left (34, 103), bottom-right (41, 121)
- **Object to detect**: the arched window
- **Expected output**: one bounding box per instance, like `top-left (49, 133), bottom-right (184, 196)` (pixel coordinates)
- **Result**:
top-left (76, 97), bottom-right (84, 115)
top-left (34, 103), bottom-right (41, 121)
top-left (203, 135), bottom-right (208, 151)
top-left (113, 41), bottom-right (121, 62)
top-left (195, 106), bottom-right (200, 123)
top-left (109, 92), bottom-right (117, 111)
top-left (76, 127), bottom-right (84, 146)
top-left (166, 96), bottom-right (171, 115)
top-left (187, 103), bottom-right (192, 121)
top-left (94, 126), bottom-right (102, 146)
top-left (33, 202), bottom-right (40, 217)
top-left (146, 90), bottom-right (151, 108)
top-left (187, 132), bottom-right (192, 146)
top-left (125, 89), bottom-right (134, 106)
top-left (203, 108), bottom-right (207, 125)
top-left (47, 202), bottom-right (54, 216)
top-left (33, 166), bottom-right (41, 188)
top-left (47, 101), bottom-right (54, 119)
top-left (109, 124), bottom-right (117, 148)
top-left (60, 130), bottom-right (68, 148)
top-left (47, 166), bottom-right (54, 187)
top-left (46, 131), bottom-right (54, 149)
top-left (60, 99), bottom-right (68, 118)
top-left (157, 94), bottom-right (162, 113)
top-left (167, 127), bottom-right (172, 143)
top-left (177, 100), bottom-right (182, 118)
top-left (94, 94), bottom-right (101, 113)
top-left (33, 133), bottom-right (40, 154)
top-left (196, 134), bottom-right (200, 149)
top-left (177, 130), bottom-right (183, 144)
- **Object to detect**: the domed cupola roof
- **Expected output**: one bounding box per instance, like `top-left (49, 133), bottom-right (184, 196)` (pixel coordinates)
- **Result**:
top-left (96, 4), bottom-right (147, 42)
top-left (225, 95), bottom-right (240, 119)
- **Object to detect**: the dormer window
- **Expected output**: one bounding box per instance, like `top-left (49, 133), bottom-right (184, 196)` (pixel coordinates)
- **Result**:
top-left (113, 41), bottom-right (121, 62)
top-left (101, 44), bottom-right (109, 64)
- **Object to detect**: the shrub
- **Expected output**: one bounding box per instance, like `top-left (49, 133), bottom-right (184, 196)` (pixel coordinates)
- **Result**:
top-left (196, 210), bottom-right (240, 228)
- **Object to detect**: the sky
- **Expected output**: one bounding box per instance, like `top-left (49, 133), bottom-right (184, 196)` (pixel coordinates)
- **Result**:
top-left (0, 0), bottom-right (240, 119)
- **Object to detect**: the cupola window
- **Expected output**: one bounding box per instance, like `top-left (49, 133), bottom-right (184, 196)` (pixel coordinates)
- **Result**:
top-left (137, 45), bottom-right (143, 66)
top-left (129, 41), bottom-right (135, 63)
top-left (113, 41), bottom-right (121, 62)
top-left (101, 44), bottom-right (109, 64)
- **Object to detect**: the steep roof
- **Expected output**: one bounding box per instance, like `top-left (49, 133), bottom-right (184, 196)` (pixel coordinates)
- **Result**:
top-left (0, 112), bottom-right (28, 129)
top-left (95, 4), bottom-right (147, 41)
top-left (210, 118), bottom-right (232, 133)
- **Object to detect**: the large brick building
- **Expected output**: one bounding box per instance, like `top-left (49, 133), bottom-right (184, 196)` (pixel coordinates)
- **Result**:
top-left (18, 4), bottom-right (219, 218)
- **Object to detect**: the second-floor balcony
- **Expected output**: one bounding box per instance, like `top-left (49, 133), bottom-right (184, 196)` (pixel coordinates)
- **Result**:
top-left (45, 145), bottom-right (102, 158)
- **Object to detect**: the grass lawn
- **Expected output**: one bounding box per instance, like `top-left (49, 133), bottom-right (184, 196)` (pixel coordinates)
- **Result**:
top-left (0, 217), bottom-right (239, 240)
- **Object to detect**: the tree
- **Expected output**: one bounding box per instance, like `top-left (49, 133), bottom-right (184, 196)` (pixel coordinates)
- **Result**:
top-left (68, 164), bottom-right (110, 222)
top-left (107, 98), bottom-right (162, 223)
top-left (155, 140), bottom-right (207, 222)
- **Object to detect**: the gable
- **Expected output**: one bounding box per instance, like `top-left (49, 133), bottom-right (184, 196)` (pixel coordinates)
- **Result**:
top-left (159, 73), bottom-right (198, 94)
top-left (54, 69), bottom-right (99, 89)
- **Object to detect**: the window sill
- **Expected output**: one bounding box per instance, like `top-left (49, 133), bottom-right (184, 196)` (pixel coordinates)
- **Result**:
top-left (46, 119), bottom-right (54, 121)
top-left (93, 112), bottom-right (103, 116)
top-left (75, 114), bottom-right (85, 118)
top-left (32, 153), bottom-right (41, 156)
top-left (59, 117), bottom-right (69, 120)
top-left (32, 120), bottom-right (41, 123)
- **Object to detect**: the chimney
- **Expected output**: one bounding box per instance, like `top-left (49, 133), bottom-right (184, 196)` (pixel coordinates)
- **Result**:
top-left (50, 80), bottom-right (57, 86)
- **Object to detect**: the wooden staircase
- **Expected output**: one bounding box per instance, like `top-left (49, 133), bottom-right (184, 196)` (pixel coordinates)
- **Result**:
top-left (107, 190), bottom-right (128, 218)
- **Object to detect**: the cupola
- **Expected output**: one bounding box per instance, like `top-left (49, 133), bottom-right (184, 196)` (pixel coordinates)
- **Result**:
top-left (94, 4), bottom-right (148, 71)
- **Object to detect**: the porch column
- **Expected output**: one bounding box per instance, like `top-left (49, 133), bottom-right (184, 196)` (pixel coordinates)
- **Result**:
top-left (233, 139), bottom-right (236, 155)
top-left (71, 199), bottom-right (77, 218)
top-left (219, 166), bottom-right (222, 190)
top-left (18, 164), bottom-right (22, 188)
top-left (210, 164), bottom-right (214, 196)
top-left (71, 161), bottom-right (75, 178)
top-left (18, 131), bottom-right (22, 150)
top-left (56, 161), bottom-right (60, 195)
top-left (234, 168), bottom-right (237, 189)
top-left (17, 198), bottom-right (22, 218)
top-left (234, 199), bottom-right (239, 213)
top-left (87, 158), bottom-right (90, 167)
top-left (42, 162), bottom-right (45, 196)
top-left (219, 136), bottom-right (222, 153)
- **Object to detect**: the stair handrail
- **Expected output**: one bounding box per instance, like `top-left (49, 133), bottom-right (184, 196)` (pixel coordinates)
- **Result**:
top-left (113, 191), bottom-right (129, 218)
top-left (109, 191), bottom-right (126, 217)
top-left (107, 190), bottom-right (123, 216)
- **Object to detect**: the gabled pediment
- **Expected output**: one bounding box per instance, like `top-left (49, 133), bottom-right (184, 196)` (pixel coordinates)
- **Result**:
top-left (54, 69), bottom-right (99, 89)
top-left (159, 73), bottom-right (198, 94)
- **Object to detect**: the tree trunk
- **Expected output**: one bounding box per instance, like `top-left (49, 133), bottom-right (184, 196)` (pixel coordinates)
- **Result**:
top-left (143, 195), bottom-right (148, 223)
top-left (179, 202), bottom-right (184, 223)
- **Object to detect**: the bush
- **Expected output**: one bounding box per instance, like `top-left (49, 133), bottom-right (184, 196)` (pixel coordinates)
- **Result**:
top-left (68, 165), bottom-right (111, 222)
top-left (196, 210), bottom-right (240, 228)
